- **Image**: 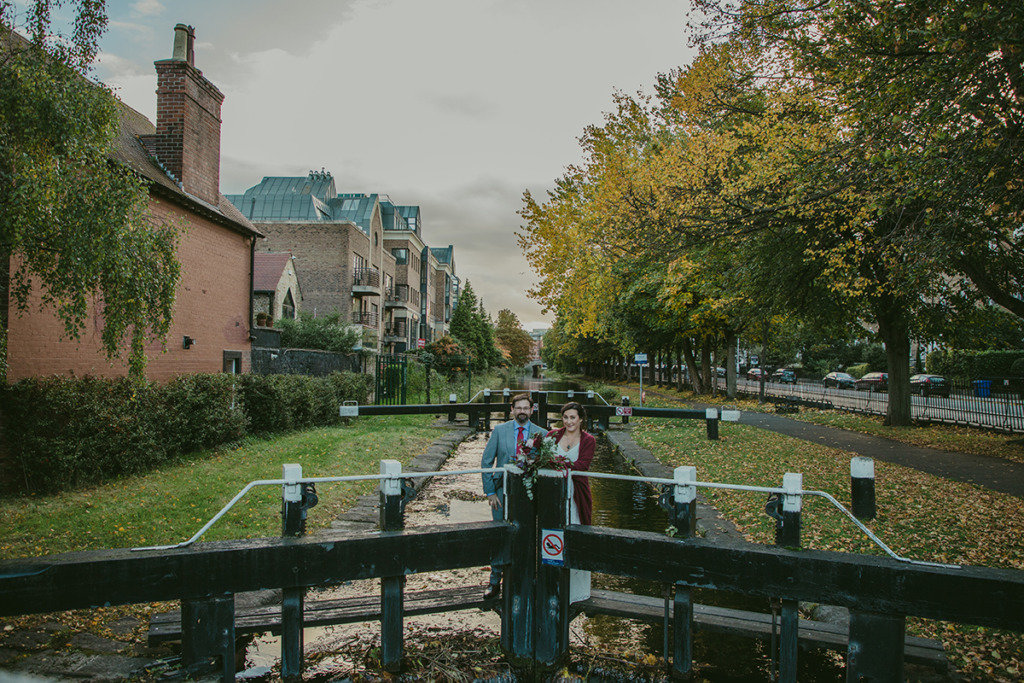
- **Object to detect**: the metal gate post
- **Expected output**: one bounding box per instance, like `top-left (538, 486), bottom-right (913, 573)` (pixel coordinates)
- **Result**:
top-left (670, 466), bottom-right (697, 678)
top-left (280, 464), bottom-right (305, 681)
top-left (379, 459), bottom-right (406, 672)
top-left (776, 472), bottom-right (803, 682)
top-left (483, 389), bottom-right (492, 431)
top-left (537, 391), bottom-right (549, 429)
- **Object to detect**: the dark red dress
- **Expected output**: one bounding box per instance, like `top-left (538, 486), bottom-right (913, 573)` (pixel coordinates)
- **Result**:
top-left (546, 427), bottom-right (595, 525)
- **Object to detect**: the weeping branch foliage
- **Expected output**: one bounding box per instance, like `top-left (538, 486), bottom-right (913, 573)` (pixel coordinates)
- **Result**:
top-left (1, 1), bottom-right (181, 379)
top-left (518, 0), bottom-right (1023, 425)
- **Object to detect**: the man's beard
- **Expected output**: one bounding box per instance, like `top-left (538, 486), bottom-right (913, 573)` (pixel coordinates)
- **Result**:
top-left (514, 413), bottom-right (530, 425)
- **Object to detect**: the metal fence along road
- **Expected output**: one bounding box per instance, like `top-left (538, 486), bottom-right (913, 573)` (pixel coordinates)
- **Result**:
top-left (720, 377), bottom-right (1024, 433)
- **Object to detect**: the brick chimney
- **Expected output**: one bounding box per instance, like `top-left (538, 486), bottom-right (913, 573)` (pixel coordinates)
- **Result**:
top-left (143, 24), bottom-right (224, 206)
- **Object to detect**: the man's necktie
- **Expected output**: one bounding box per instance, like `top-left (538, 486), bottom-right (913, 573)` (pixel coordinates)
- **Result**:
top-left (517, 426), bottom-right (524, 445)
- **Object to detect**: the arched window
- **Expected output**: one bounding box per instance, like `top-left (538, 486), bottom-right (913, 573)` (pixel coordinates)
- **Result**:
top-left (282, 290), bottom-right (296, 319)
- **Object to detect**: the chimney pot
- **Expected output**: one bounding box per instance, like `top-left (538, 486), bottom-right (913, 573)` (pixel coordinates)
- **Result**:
top-left (172, 24), bottom-right (195, 65)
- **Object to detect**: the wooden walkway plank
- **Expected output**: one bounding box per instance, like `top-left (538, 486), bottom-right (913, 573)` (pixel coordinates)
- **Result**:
top-left (149, 586), bottom-right (946, 670)
top-left (578, 590), bottom-right (946, 668)
top-left (149, 584), bottom-right (493, 644)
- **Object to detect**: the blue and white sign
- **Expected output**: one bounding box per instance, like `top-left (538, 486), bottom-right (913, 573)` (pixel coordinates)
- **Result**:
top-left (540, 529), bottom-right (564, 566)
top-left (634, 353), bottom-right (648, 366)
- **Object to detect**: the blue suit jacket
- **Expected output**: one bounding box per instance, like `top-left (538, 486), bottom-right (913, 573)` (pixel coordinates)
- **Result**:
top-left (481, 419), bottom-right (546, 496)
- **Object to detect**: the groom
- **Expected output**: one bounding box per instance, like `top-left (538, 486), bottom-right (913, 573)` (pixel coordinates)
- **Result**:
top-left (480, 392), bottom-right (546, 599)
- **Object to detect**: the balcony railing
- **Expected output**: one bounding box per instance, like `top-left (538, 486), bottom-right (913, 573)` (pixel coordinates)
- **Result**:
top-left (352, 311), bottom-right (379, 328)
top-left (352, 268), bottom-right (380, 288)
top-left (385, 284), bottom-right (410, 305)
top-left (385, 320), bottom-right (408, 338)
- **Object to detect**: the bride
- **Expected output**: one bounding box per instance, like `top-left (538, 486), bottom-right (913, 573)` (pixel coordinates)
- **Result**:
top-left (547, 401), bottom-right (594, 603)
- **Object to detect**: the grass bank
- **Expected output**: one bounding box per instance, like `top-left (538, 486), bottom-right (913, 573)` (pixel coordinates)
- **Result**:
top-left (592, 378), bottom-right (1024, 465)
top-left (615, 385), bottom-right (1024, 680)
top-left (0, 414), bottom-right (447, 559)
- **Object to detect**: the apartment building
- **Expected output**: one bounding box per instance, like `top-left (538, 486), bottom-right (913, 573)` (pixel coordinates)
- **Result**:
top-left (229, 173), bottom-right (456, 354)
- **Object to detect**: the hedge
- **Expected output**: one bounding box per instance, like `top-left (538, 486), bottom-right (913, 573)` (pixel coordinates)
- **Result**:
top-left (925, 349), bottom-right (1024, 379)
top-left (0, 371), bottom-right (372, 495)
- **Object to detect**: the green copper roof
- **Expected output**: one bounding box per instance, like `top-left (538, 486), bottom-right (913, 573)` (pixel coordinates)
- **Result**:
top-left (228, 173), bottom-right (379, 234)
top-left (430, 246), bottom-right (453, 264)
top-left (332, 193), bottom-right (377, 233)
top-left (229, 173), bottom-right (426, 240)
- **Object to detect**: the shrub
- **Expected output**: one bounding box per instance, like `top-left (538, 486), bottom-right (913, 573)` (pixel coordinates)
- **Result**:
top-left (239, 372), bottom-right (372, 435)
top-left (0, 370), bottom-right (373, 494)
top-left (159, 374), bottom-right (246, 455)
top-left (278, 310), bottom-right (359, 354)
top-left (926, 349), bottom-right (1024, 379)
top-left (846, 363), bottom-right (870, 379)
top-left (584, 382), bottom-right (621, 403)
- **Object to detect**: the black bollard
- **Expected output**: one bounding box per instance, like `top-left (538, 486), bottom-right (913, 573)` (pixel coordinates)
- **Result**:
top-left (448, 392), bottom-right (457, 423)
top-left (851, 456), bottom-right (876, 520)
top-left (538, 391), bottom-right (549, 429)
top-left (502, 388), bottom-right (511, 421)
top-left (705, 408), bottom-right (720, 440)
top-left (621, 396), bottom-right (630, 425)
top-left (379, 460), bottom-right (406, 673)
top-left (483, 389), bottom-right (493, 431)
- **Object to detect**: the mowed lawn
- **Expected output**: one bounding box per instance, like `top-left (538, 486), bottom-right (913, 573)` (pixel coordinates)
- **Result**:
top-left (620, 387), bottom-right (1024, 681)
top-left (0, 415), bottom-right (447, 558)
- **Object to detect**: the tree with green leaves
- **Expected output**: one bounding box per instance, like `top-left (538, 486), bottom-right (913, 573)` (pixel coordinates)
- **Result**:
top-left (448, 280), bottom-right (500, 370)
top-left (1, 1), bottom-right (180, 380)
top-left (494, 309), bottom-right (533, 367)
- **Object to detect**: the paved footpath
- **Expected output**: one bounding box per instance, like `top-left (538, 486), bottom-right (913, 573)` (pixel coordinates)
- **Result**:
top-left (642, 387), bottom-right (1024, 499)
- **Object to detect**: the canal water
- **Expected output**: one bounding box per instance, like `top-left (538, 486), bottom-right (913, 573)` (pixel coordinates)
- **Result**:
top-left (243, 379), bottom-right (845, 679)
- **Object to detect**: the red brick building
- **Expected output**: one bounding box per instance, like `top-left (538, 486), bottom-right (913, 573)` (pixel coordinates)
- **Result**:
top-left (5, 25), bottom-right (261, 382)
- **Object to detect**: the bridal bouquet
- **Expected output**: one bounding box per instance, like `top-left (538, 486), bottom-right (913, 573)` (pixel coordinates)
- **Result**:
top-left (513, 434), bottom-right (569, 500)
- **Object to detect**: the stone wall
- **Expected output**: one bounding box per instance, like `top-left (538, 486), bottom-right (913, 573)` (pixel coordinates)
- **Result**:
top-left (251, 347), bottom-right (360, 376)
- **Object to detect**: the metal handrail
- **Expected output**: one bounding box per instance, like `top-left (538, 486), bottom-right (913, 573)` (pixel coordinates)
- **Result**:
top-left (532, 469), bottom-right (960, 569)
top-left (131, 467), bottom-right (505, 552)
top-left (134, 461), bottom-right (958, 570)
top-left (468, 389), bottom-right (613, 406)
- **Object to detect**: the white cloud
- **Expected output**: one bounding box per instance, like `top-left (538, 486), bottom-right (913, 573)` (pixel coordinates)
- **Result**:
top-left (131, 0), bottom-right (164, 17)
top-left (96, 0), bottom-right (696, 328)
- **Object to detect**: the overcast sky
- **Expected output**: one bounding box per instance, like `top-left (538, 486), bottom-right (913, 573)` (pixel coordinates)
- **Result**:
top-left (88, 0), bottom-right (696, 330)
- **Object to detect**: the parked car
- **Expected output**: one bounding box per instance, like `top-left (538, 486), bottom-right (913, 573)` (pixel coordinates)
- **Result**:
top-left (771, 368), bottom-right (797, 384)
top-left (910, 374), bottom-right (950, 397)
top-left (716, 367), bottom-right (726, 377)
top-left (855, 372), bottom-right (888, 392)
top-left (823, 371), bottom-right (856, 389)
top-left (747, 368), bottom-right (764, 381)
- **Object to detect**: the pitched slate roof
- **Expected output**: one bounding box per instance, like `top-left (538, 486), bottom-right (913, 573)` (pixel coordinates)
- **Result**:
top-left (1, 28), bottom-right (259, 238)
top-left (253, 252), bottom-right (293, 293)
top-left (113, 104), bottom-right (260, 238)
